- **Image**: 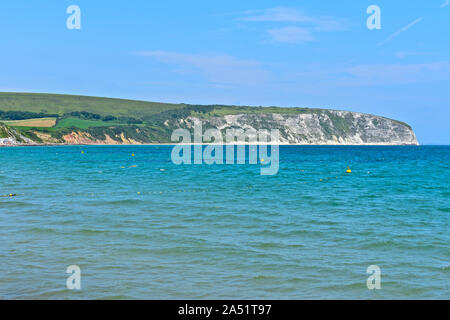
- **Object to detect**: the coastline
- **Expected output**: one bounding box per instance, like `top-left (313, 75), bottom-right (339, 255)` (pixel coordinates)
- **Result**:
top-left (0, 142), bottom-right (421, 147)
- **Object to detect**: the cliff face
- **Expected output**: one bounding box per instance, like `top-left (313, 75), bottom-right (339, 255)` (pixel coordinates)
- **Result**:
top-left (0, 123), bottom-right (36, 145)
top-left (177, 110), bottom-right (418, 145)
top-left (61, 131), bottom-right (141, 145)
top-left (0, 109), bottom-right (419, 146)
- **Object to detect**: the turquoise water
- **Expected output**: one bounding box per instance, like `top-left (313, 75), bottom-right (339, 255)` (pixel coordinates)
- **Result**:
top-left (0, 145), bottom-right (448, 299)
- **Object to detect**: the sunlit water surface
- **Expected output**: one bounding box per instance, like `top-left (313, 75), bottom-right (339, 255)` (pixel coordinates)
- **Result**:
top-left (0, 146), bottom-right (448, 299)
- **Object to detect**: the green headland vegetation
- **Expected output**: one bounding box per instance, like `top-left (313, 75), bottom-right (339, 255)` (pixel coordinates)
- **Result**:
top-left (0, 92), bottom-right (416, 145)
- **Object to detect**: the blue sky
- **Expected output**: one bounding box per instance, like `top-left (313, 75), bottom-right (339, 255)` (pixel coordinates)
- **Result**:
top-left (0, 0), bottom-right (449, 144)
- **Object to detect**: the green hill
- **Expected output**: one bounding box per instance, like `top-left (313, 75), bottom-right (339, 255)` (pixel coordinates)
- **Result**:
top-left (0, 92), bottom-right (327, 117)
top-left (0, 92), bottom-right (418, 145)
top-left (0, 92), bottom-right (185, 117)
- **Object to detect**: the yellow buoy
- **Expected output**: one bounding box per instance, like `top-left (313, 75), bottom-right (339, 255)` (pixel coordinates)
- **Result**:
top-left (81, 150), bottom-right (84, 154)
top-left (346, 166), bottom-right (352, 173)
top-left (132, 153), bottom-right (135, 157)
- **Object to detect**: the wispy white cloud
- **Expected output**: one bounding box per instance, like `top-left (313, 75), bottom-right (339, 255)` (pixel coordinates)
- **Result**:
top-left (240, 7), bottom-right (313, 23)
top-left (240, 7), bottom-right (346, 43)
top-left (441, 0), bottom-right (450, 8)
top-left (378, 17), bottom-right (424, 46)
top-left (343, 61), bottom-right (450, 85)
top-left (134, 51), bottom-right (268, 86)
top-left (290, 61), bottom-right (450, 86)
top-left (267, 27), bottom-right (314, 43)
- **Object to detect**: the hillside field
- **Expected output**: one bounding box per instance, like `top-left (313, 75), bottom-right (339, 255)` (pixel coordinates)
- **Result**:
top-left (3, 117), bottom-right (57, 127)
top-left (0, 92), bottom-right (185, 118)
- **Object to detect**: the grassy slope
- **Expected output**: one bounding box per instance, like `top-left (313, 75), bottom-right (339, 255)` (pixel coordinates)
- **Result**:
top-left (0, 124), bottom-right (9, 138)
top-left (0, 92), bottom-right (324, 117)
top-left (0, 92), bottom-right (185, 117)
top-left (3, 117), bottom-right (57, 127)
top-left (0, 93), bottom-right (413, 143)
top-left (54, 118), bottom-right (121, 129)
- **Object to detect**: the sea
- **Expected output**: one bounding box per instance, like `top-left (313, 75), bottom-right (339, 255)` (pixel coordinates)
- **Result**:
top-left (0, 145), bottom-right (448, 299)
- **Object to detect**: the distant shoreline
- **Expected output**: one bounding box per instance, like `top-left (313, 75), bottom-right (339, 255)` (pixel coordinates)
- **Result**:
top-left (0, 142), bottom-right (421, 147)
top-left (0, 92), bottom-right (419, 147)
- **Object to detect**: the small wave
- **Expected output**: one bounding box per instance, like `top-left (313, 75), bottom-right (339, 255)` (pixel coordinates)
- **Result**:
top-left (249, 228), bottom-right (319, 238)
top-left (77, 228), bottom-right (109, 235)
top-left (33, 288), bottom-right (75, 299)
top-left (0, 201), bottom-right (33, 208)
top-left (27, 227), bottom-right (59, 235)
top-left (252, 242), bottom-right (304, 250)
top-left (87, 199), bottom-right (143, 206)
top-left (252, 275), bottom-right (277, 281)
